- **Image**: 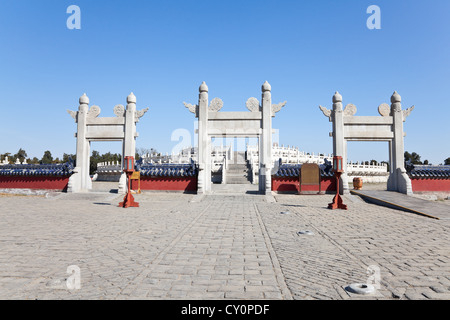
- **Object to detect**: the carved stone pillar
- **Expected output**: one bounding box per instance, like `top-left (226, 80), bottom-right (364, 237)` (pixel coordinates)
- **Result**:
top-left (73, 94), bottom-right (89, 192)
top-left (197, 82), bottom-right (209, 194)
top-left (387, 91), bottom-right (413, 195)
top-left (259, 81), bottom-right (272, 194)
top-left (331, 92), bottom-right (349, 194)
top-left (68, 93), bottom-right (148, 194)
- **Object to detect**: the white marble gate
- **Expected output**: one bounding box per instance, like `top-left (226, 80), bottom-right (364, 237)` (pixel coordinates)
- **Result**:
top-left (67, 93), bottom-right (148, 193)
top-left (320, 91), bottom-right (414, 194)
top-left (184, 81), bottom-right (286, 194)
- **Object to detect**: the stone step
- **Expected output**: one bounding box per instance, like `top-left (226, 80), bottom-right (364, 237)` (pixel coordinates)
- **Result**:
top-left (227, 177), bottom-right (251, 184)
top-left (228, 164), bottom-right (247, 169)
top-left (227, 167), bottom-right (248, 174)
top-left (227, 174), bottom-right (248, 178)
top-left (227, 174), bottom-right (249, 179)
top-left (227, 169), bottom-right (248, 173)
top-left (225, 157), bottom-right (250, 184)
top-left (231, 151), bottom-right (246, 165)
top-left (211, 183), bottom-right (258, 193)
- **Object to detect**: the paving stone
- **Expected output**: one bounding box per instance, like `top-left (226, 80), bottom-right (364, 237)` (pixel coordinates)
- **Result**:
top-left (0, 191), bottom-right (448, 300)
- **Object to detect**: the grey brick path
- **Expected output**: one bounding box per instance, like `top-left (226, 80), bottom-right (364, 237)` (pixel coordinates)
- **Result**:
top-left (261, 194), bottom-right (450, 300)
top-left (0, 191), bottom-right (448, 300)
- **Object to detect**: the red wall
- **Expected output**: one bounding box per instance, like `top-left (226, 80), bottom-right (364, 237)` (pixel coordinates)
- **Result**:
top-left (411, 179), bottom-right (450, 192)
top-left (132, 177), bottom-right (197, 192)
top-left (0, 176), bottom-right (70, 191)
top-left (272, 176), bottom-right (336, 193)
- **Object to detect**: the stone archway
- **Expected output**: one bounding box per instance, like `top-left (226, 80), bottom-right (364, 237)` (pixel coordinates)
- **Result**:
top-left (184, 81), bottom-right (286, 194)
top-left (319, 91), bottom-right (414, 195)
top-left (67, 93), bottom-right (148, 193)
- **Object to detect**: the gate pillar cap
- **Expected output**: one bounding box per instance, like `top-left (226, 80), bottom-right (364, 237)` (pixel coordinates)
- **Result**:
top-left (262, 81), bottom-right (271, 92)
top-left (199, 81), bottom-right (208, 93)
top-left (391, 91), bottom-right (401, 103)
top-left (79, 93), bottom-right (89, 105)
top-left (127, 92), bottom-right (137, 104)
top-left (332, 91), bottom-right (342, 103)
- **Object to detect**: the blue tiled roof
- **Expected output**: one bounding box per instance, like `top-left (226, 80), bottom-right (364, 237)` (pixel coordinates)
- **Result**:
top-left (274, 164), bottom-right (334, 178)
top-left (0, 163), bottom-right (74, 176)
top-left (138, 163), bottom-right (198, 177)
top-left (407, 165), bottom-right (450, 179)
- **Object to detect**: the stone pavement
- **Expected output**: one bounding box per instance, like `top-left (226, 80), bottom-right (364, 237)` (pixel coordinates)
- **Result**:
top-left (351, 190), bottom-right (450, 220)
top-left (0, 190), bottom-right (449, 300)
top-left (261, 194), bottom-right (450, 299)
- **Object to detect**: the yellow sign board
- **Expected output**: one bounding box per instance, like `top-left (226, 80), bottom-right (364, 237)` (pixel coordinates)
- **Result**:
top-left (130, 171), bottom-right (140, 180)
top-left (129, 171), bottom-right (141, 194)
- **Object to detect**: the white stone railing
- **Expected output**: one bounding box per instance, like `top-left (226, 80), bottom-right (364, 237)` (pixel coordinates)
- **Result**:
top-left (272, 145), bottom-right (333, 164)
top-left (347, 163), bottom-right (389, 176)
top-left (211, 154), bottom-right (225, 173)
top-left (143, 148), bottom-right (193, 164)
top-left (0, 156), bottom-right (9, 165)
top-left (95, 161), bottom-right (122, 182)
top-left (246, 146), bottom-right (259, 184)
top-left (346, 162), bottom-right (389, 183)
top-left (0, 157), bottom-right (29, 165)
top-left (96, 161), bottom-right (122, 171)
top-left (141, 152), bottom-right (173, 164)
top-left (247, 144), bottom-right (333, 165)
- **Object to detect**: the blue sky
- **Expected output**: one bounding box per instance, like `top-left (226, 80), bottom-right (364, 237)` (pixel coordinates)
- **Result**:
top-left (0, 0), bottom-right (449, 164)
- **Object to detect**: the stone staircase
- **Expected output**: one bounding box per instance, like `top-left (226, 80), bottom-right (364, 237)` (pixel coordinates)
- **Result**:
top-left (226, 152), bottom-right (251, 184)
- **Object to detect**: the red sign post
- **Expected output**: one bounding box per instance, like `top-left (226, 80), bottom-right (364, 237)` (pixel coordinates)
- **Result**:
top-left (119, 156), bottom-right (139, 208)
top-left (328, 156), bottom-right (348, 210)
